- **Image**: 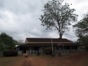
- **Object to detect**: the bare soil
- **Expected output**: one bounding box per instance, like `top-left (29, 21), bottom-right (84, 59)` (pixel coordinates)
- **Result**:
top-left (13, 52), bottom-right (88, 66)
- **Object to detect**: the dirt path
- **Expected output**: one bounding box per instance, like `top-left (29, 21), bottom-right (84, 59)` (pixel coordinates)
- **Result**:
top-left (12, 58), bottom-right (26, 66)
top-left (28, 56), bottom-right (47, 66)
top-left (64, 53), bottom-right (86, 66)
top-left (13, 52), bottom-right (88, 66)
top-left (21, 59), bottom-right (31, 66)
top-left (13, 56), bottom-right (47, 66)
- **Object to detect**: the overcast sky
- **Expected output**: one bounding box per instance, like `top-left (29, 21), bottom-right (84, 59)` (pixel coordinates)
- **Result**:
top-left (0, 0), bottom-right (88, 42)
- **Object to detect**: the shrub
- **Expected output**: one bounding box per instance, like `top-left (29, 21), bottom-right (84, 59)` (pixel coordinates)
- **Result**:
top-left (3, 50), bottom-right (18, 57)
top-left (86, 46), bottom-right (88, 51)
top-left (43, 48), bottom-right (52, 55)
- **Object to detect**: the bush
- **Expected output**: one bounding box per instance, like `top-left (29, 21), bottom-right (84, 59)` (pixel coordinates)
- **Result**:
top-left (86, 46), bottom-right (88, 51)
top-left (43, 48), bottom-right (52, 55)
top-left (3, 50), bottom-right (18, 57)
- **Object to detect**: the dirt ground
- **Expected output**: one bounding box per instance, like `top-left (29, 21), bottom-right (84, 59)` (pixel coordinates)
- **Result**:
top-left (13, 52), bottom-right (88, 66)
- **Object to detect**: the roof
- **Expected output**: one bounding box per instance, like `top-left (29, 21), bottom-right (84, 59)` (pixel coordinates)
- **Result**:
top-left (17, 38), bottom-right (79, 47)
top-left (26, 38), bottom-right (73, 43)
top-left (18, 43), bottom-right (80, 48)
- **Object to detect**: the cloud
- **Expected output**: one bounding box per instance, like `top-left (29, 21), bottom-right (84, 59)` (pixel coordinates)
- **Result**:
top-left (0, 0), bottom-right (48, 40)
top-left (0, 0), bottom-right (88, 42)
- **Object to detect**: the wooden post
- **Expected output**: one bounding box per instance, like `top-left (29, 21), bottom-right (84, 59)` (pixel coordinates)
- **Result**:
top-left (51, 38), bottom-right (54, 57)
top-left (30, 47), bottom-right (31, 55)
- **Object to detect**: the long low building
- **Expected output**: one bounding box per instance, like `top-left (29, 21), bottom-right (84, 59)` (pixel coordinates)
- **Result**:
top-left (17, 38), bottom-right (80, 55)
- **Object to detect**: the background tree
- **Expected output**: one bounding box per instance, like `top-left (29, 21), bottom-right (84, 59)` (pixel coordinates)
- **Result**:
top-left (0, 42), bottom-right (5, 52)
top-left (40, 0), bottom-right (77, 43)
top-left (0, 33), bottom-right (17, 50)
top-left (74, 13), bottom-right (88, 50)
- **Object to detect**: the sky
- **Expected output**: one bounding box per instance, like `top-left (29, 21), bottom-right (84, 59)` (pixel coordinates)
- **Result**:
top-left (0, 0), bottom-right (88, 42)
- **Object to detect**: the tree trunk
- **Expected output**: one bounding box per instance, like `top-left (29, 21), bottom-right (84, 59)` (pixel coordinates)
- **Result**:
top-left (58, 33), bottom-right (62, 56)
top-left (59, 33), bottom-right (62, 43)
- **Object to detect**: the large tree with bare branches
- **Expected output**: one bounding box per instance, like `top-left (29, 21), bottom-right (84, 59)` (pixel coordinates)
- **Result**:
top-left (40, 0), bottom-right (78, 43)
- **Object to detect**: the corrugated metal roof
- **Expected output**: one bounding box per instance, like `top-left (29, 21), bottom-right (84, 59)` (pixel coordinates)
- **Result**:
top-left (26, 38), bottom-right (72, 43)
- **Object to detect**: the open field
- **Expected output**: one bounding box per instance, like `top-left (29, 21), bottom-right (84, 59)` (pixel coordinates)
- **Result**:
top-left (0, 52), bottom-right (88, 66)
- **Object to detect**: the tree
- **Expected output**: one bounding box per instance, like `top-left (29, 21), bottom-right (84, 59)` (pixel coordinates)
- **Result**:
top-left (0, 42), bottom-right (5, 52)
top-left (0, 33), bottom-right (17, 50)
top-left (40, 0), bottom-right (77, 43)
top-left (74, 13), bottom-right (88, 49)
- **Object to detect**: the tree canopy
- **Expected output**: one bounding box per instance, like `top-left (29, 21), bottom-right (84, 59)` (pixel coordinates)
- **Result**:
top-left (0, 33), bottom-right (17, 51)
top-left (40, 0), bottom-right (78, 41)
top-left (74, 13), bottom-right (88, 45)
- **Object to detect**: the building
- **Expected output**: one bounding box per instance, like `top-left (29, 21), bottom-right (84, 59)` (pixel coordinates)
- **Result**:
top-left (17, 38), bottom-right (80, 55)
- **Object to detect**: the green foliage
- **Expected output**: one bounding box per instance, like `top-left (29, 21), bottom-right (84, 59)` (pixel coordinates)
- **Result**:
top-left (40, 0), bottom-right (78, 39)
top-left (0, 42), bottom-right (5, 52)
top-left (3, 50), bottom-right (18, 57)
top-left (43, 48), bottom-right (52, 55)
top-left (74, 13), bottom-right (88, 36)
top-left (74, 13), bottom-right (88, 46)
top-left (0, 33), bottom-right (17, 51)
